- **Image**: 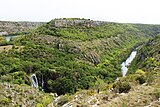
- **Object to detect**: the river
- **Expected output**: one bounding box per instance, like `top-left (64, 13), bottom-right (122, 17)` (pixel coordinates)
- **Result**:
top-left (121, 50), bottom-right (137, 77)
top-left (5, 35), bottom-right (19, 42)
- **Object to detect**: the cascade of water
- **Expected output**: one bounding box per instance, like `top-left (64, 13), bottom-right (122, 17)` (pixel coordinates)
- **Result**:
top-left (125, 51), bottom-right (137, 66)
top-left (121, 62), bottom-right (128, 77)
top-left (31, 74), bottom-right (39, 89)
top-left (42, 75), bottom-right (44, 91)
top-left (121, 51), bottom-right (137, 77)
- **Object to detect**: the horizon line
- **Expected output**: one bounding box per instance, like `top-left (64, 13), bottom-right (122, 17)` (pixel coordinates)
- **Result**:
top-left (0, 18), bottom-right (160, 25)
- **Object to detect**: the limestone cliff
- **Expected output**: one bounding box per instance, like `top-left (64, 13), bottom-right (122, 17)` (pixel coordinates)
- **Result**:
top-left (52, 18), bottom-right (106, 27)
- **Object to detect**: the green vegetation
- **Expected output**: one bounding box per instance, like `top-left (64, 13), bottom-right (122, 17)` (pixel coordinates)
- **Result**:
top-left (0, 19), bottom-right (160, 106)
top-left (129, 34), bottom-right (160, 73)
top-left (36, 21), bottom-right (139, 41)
top-left (133, 24), bottom-right (160, 37)
top-left (0, 36), bottom-right (7, 46)
top-left (113, 78), bottom-right (131, 93)
top-left (0, 19), bottom-right (160, 96)
top-left (60, 36), bottom-right (160, 106)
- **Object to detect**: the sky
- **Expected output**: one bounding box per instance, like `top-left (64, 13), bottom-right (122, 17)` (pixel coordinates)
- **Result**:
top-left (0, 0), bottom-right (160, 24)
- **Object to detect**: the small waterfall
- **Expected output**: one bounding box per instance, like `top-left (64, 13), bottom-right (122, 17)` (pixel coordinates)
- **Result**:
top-left (42, 75), bottom-right (44, 91)
top-left (31, 74), bottom-right (39, 89)
top-left (121, 51), bottom-right (137, 77)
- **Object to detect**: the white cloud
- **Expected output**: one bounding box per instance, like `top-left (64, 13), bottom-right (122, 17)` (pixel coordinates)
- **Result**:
top-left (0, 0), bottom-right (160, 24)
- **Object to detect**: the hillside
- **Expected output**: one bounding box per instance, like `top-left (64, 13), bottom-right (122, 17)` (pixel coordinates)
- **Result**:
top-left (130, 35), bottom-right (160, 72)
top-left (0, 18), bottom-right (160, 106)
top-left (0, 83), bottom-right (54, 107)
top-left (59, 35), bottom-right (160, 107)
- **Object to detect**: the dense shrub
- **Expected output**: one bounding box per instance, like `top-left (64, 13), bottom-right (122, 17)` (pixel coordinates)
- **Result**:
top-left (135, 76), bottom-right (146, 84)
top-left (135, 69), bottom-right (146, 84)
top-left (36, 103), bottom-right (43, 107)
top-left (42, 96), bottom-right (52, 106)
top-left (113, 79), bottom-right (131, 93)
top-left (0, 98), bottom-right (10, 105)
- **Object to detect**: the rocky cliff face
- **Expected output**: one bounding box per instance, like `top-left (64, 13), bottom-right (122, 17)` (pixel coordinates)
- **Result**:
top-left (53, 18), bottom-right (106, 27)
top-left (0, 21), bottom-right (45, 35)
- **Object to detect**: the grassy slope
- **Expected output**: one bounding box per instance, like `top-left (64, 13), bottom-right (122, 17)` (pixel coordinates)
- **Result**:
top-left (0, 83), bottom-right (53, 107)
top-left (59, 83), bottom-right (160, 107)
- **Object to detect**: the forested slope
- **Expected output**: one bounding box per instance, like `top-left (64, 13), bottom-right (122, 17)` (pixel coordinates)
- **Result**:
top-left (130, 35), bottom-right (160, 72)
top-left (0, 18), bottom-right (160, 96)
top-left (58, 35), bottom-right (160, 107)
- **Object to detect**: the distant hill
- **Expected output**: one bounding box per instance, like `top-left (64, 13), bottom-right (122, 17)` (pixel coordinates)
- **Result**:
top-left (0, 21), bottom-right (45, 35)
